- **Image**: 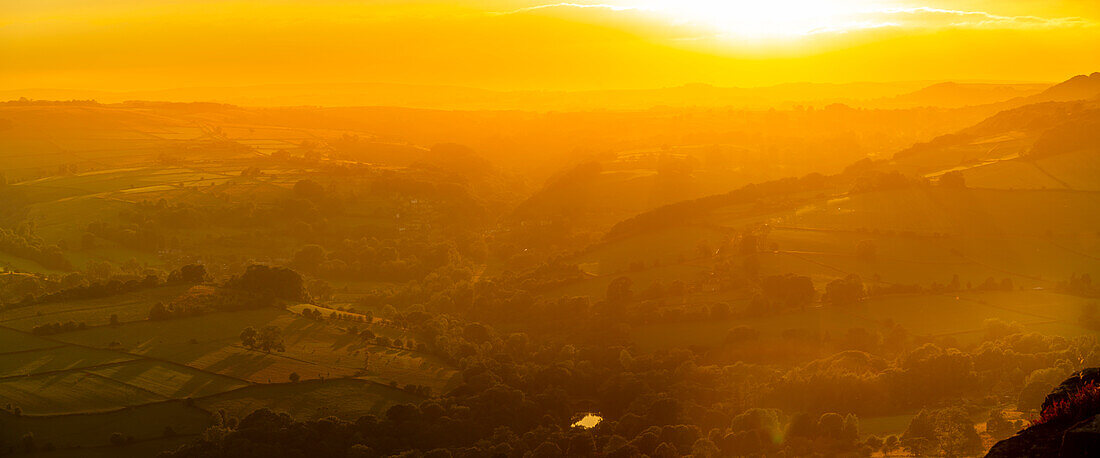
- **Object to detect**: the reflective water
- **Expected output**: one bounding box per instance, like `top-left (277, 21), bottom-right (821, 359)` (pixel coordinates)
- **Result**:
top-left (571, 413), bottom-right (602, 429)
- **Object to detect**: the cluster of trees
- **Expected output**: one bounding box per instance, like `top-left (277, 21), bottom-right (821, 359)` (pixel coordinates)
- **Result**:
top-left (169, 264), bottom-right (209, 284)
top-left (1060, 273), bottom-right (1096, 297)
top-left (866, 274), bottom-right (1018, 297)
top-left (239, 326), bottom-right (286, 353)
top-left (2, 98), bottom-right (101, 107)
top-left (822, 274), bottom-right (867, 306)
top-left (769, 325), bottom-right (1099, 416)
top-left (0, 226), bottom-right (71, 271)
top-left (0, 272), bottom-right (71, 307)
top-left (23, 274), bottom-right (161, 307)
top-left (225, 264), bottom-right (307, 302)
top-left (290, 238), bottom-right (461, 282)
top-left (2, 264), bottom-right (203, 310)
top-left (148, 264), bottom-right (301, 320)
top-left (148, 287), bottom-right (274, 320)
top-left (973, 276), bottom-right (1016, 292)
top-left (299, 307), bottom-right (331, 321)
top-left (507, 258), bottom-right (588, 292)
top-left (31, 320), bottom-right (87, 335)
top-left (899, 407), bottom-right (983, 456)
top-left (85, 220), bottom-right (169, 251)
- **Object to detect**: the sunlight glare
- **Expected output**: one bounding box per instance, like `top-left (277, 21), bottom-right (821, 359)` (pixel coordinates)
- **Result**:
top-left (640, 0), bottom-right (897, 39)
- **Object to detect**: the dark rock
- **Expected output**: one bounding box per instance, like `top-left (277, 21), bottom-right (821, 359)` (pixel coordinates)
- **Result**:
top-left (986, 422), bottom-right (1065, 458)
top-left (988, 368), bottom-right (1100, 458)
top-left (1044, 368), bottom-right (1100, 412)
top-left (1060, 414), bottom-right (1100, 457)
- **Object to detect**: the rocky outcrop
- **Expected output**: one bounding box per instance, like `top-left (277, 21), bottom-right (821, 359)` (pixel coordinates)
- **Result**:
top-left (986, 421), bottom-right (1065, 457)
top-left (987, 368), bottom-right (1100, 458)
top-left (1060, 414), bottom-right (1100, 457)
top-left (1043, 367), bottom-right (1100, 412)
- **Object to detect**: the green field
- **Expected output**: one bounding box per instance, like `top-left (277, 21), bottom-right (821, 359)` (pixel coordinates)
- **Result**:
top-left (0, 372), bottom-right (166, 415)
top-left (87, 360), bottom-right (249, 399)
top-left (0, 327), bottom-right (58, 353)
top-left (0, 285), bottom-right (190, 331)
top-left (198, 378), bottom-right (422, 421)
top-left (629, 290), bottom-right (1095, 351)
top-left (28, 437), bottom-right (200, 458)
top-left (0, 400), bottom-right (211, 450)
top-left (0, 346), bottom-right (135, 378)
top-left (53, 308), bottom-right (459, 389)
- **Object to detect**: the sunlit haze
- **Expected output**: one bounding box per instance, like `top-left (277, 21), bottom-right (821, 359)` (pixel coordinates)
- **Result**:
top-left (3, 0), bottom-right (1099, 92)
top-left (1, 1), bottom-right (1099, 457)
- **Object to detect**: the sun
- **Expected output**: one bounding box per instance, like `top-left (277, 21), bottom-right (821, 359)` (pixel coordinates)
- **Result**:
top-left (636, 0), bottom-right (899, 39)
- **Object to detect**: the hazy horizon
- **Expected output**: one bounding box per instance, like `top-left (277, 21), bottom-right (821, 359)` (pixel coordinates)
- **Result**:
top-left (5, 1), bottom-right (1100, 92)
top-left (2, 2), bottom-right (1099, 458)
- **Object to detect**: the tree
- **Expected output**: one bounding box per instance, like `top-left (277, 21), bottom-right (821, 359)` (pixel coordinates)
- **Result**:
top-left (901, 410), bottom-right (937, 456)
top-left (289, 372), bottom-right (300, 383)
top-left (823, 274), bottom-right (865, 306)
top-left (233, 264), bottom-right (307, 301)
top-left (935, 408), bottom-right (983, 456)
top-left (239, 327), bottom-right (258, 349)
top-left (939, 170), bottom-right (966, 188)
top-left (169, 264), bottom-right (207, 284)
top-left (257, 326), bottom-right (286, 352)
top-left (109, 313), bottom-right (119, 326)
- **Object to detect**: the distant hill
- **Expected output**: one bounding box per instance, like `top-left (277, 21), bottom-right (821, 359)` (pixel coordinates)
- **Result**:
top-left (866, 82), bottom-right (1046, 109)
top-left (887, 73), bottom-right (1100, 170)
top-left (603, 72), bottom-right (1100, 241)
top-left (0, 80), bottom-right (1030, 111)
top-left (1026, 72), bottom-right (1100, 103)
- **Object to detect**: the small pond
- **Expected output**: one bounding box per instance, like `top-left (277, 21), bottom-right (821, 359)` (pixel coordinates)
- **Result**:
top-left (571, 413), bottom-right (603, 429)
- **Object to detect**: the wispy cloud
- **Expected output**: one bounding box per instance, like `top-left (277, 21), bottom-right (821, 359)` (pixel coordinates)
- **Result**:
top-left (876, 6), bottom-right (1092, 30)
top-left (489, 3), bottom-right (648, 16)
top-left (494, 2), bottom-right (1094, 37)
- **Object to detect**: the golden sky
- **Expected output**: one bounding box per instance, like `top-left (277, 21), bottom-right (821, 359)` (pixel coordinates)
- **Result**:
top-left (2, 0), bottom-right (1099, 91)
